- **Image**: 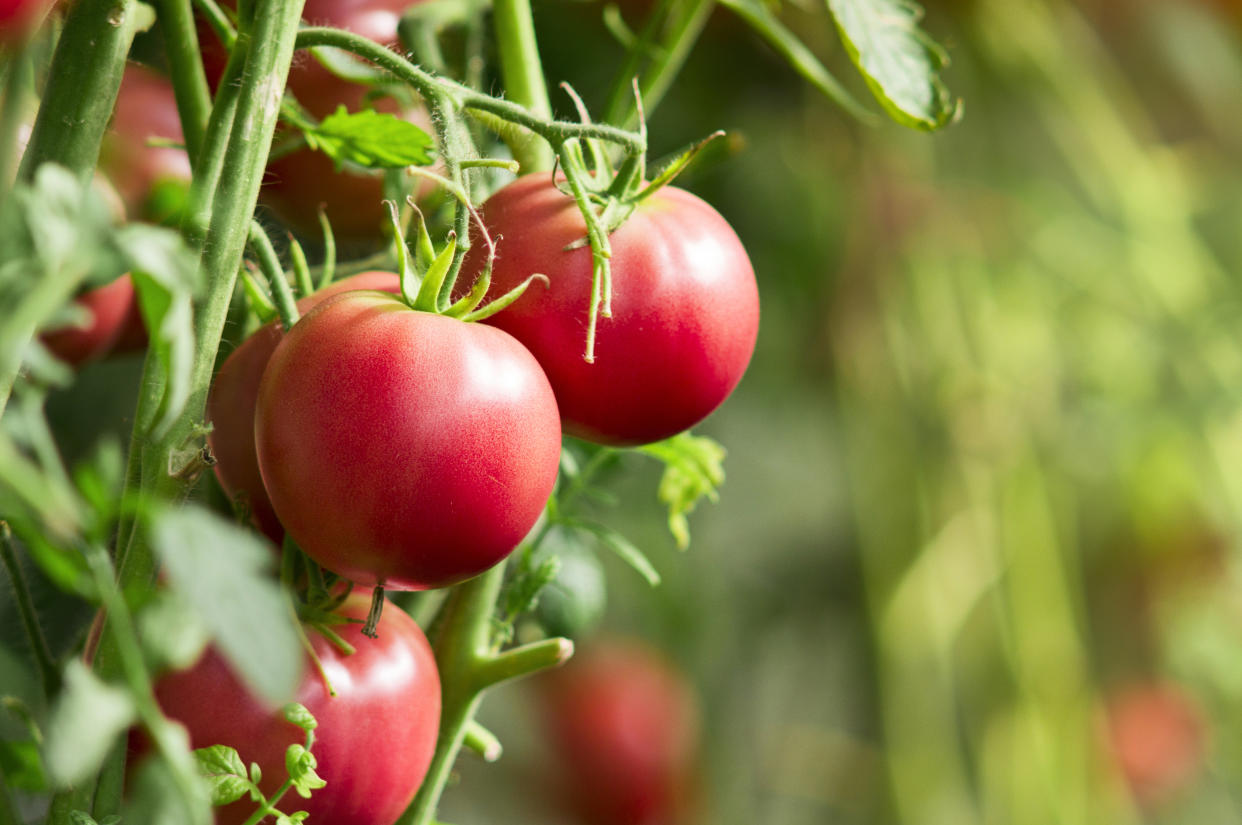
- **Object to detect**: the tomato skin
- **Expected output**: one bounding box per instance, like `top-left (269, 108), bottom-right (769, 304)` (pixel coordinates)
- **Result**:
top-left (464, 175), bottom-right (759, 446)
top-left (540, 639), bottom-right (700, 825)
top-left (100, 64), bottom-right (192, 221)
top-left (207, 272), bottom-right (401, 540)
top-left (147, 598), bottom-right (440, 825)
top-left (254, 291), bottom-right (562, 589)
top-left (40, 274), bottom-right (136, 367)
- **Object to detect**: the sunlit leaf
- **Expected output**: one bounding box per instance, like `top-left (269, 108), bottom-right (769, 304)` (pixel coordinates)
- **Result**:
top-left (827, 0), bottom-right (960, 130)
top-left (304, 107), bottom-right (435, 169)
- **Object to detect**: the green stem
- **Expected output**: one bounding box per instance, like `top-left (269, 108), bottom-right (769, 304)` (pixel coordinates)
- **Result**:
top-left (0, 523), bottom-right (58, 697)
top-left (156, 0), bottom-right (213, 163)
top-left (84, 545), bottom-right (210, 825)
top-left (293, 28), bottom-right (644, 154)
top-left (492, 0), bottom-right (554, 172)
top-left (398, 564), bottom-right (572, 825)
top-left (248, 222), bottom-right (300, 329)
top-left (603, 0), bottom-right (715, 129)
top-left (0, 52), bottom-right (31, 204)
top-left (16, 0), bottom-right (138, 183)
top-left (399, 566), bottom-right (504, 825)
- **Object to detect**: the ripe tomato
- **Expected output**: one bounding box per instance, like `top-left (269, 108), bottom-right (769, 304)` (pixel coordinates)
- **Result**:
top-left (207, 271), bottom-right (401, 540)
top-left (147, 597), bottom-right (440, 825)
top-left (99, 64), bottom-right (192, 221)
top-left (1105, 682), bottom-right (1206, 806)
top-left (254, 291), bottom-right (562, 589)
top-left (540, 638), bottom-right (700, 825)
top-left (40, 274), bottom-right (137, 367)
top-left (463, 175), bottom-right (759, 446)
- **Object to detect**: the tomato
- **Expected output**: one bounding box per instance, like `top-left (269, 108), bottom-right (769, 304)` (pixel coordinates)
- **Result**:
top-left (0, 0), bottom-right (53, 43)
top-left (99, 64), bottom-right (192, 221)
top-left (462, 175), bottom-right (759, 446)
top-left (40, 274), bottom-right (137, 367)
top-left (254, 291), bottom-right (561, 590)
top-left (1105, 682), bottom-right (1206, 806)
top-left (539, 638), bottom-right (700, 825)
top-left (207, 272), bottom-right (401, 540)
top-left (146, 597), bottom-right (440, 825)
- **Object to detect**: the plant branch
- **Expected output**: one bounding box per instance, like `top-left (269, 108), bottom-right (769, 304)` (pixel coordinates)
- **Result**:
top-left (156, 0), bottom-right (213, 163)
top-left (492, 0), bottom-right (555, 172)
top-left (17, 0), bottom-right (139, 183)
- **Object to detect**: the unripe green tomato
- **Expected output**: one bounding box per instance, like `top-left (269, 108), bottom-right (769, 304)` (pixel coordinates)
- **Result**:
top-left (534, 528), bottom-right (607, 639)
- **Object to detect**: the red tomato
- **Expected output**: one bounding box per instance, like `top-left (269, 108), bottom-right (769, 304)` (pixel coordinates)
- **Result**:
top-left (0, 0), bottom-right (53, 43)
top-left (207, 272), bottom-right (401, 540)
top-left (41, 274), bottom-right (136, 367)
top-left (540, 638), bottom-right (701, 825)
top-left (99, 64), bottom-right (192, 221)
top-left (148, 597), bottom-right (440, 825)
top-left (254, 291), bottom-right (561, 589)
top-left (1105, 682), bottom-right (1206, 805)
top-left (462, 175), bottom-right (759, 446)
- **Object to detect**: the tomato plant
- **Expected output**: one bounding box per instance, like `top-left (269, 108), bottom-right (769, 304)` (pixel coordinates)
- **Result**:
top-left (258, 0), bottom-right (427, 243)
top-left (207, 270), bottom-right (401, 539)
top-left (540, 638), bottom-right (701, 825)
top-left (254, 290), bottom-right (562, 589)
top-left (145, 596), bottom-right (441, 825)
top-left (464, 175), bottom-right (760, 446)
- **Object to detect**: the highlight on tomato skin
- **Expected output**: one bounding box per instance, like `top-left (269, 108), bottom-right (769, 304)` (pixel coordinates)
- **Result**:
top-left (253, 290), bottom-right (563, 590)
top-left (140, 597), bottom-right (441, 825)
top-left (539, 637), bottom-right (702, 825)
top-left (206, 271), bottom-right (402, 542)
top-left (461, 174), bottom-right (760, 447)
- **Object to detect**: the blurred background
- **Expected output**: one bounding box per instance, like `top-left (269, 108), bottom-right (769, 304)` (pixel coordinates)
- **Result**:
top-left (441, 0), bottom-right (1242, 823)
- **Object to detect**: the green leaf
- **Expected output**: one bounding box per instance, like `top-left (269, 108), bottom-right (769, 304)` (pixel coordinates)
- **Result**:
top-left (118, 225), bottom-right (200, 439)
top-left (565, 520), bottom-right (661, 587)
top-left (0, 738), bottom-right (47, 791)
top-left (194, 745), bottom-right (253, 806)
top-left (285, 744), bottom-right (326, 799)
top-left (716, 0), bottom-right (875, 123)
top-left (304, 107), bottom-right (435, 170)
top-left (138, 590), bottom-right (210, 673)
top-left (637, 433), bottom-right (726, 550)
top-left (150, 506), bottom-right (303, 707)
top-left (826, 0), bottom-right (960, 130)
top-left (282, 703), bottom-right (317, 733)
top-left (69, 812), bottom-right (100, 825)
top-left (126, 754), bottom-right (214, 825)
top-left (42, 660), bottom-right (136, 787)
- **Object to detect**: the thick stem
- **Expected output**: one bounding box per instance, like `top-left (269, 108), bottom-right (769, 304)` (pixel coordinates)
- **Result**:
top-left (17, 0), bottom-right (138, 183)
top-left (0, 523), bottom-right (59, 697)
top-left (156, 0), bottom-right (213, 163)
top-left (399, 566), bottom-right (504, 825)
top-left (492, 0), bottom-right (555, 172)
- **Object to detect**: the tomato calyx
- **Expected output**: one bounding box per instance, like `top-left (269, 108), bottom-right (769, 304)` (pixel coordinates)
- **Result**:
top-left (386, 200), bottom-right (548, 322)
